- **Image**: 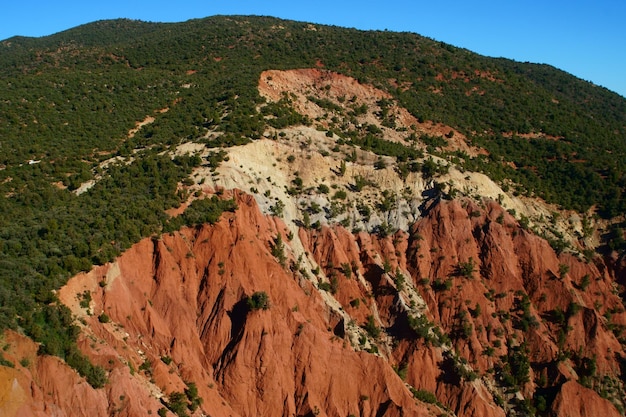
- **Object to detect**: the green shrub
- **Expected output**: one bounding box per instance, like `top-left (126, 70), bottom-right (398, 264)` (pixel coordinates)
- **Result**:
top-left (332, 190), bottom-right (347, 200)
top-left (247, 292), bottom-right (270, 311)
top-left (412, 388), bottom-right (438, 404)
top-left (79, 290), bottom-right (92, 309)
top-left (0, 353), bottom-right (14, 368)
top-left (98, 313), bottom-right (111, 323)
top-left (270, 234), bottom-right (287, 266)
top-left (364, 315), bottom-right (380, 338)
top-left (166, 391), bottom-right (189, 417)
top-left (139, 359), bottom-right (152, 374)
top-left (341, 263), bottom-right (352, 279)
top-left (470, 303), bottom-right (481, 318)
top-left (457, 258), bottom-right (476, 278)
top-left (269, 200), bottom-right (285, 217)
top-left (432, 278), bottom-right (452, 292)
top-left (579, 274), bottom-right (591, 290)
top-left (317, 184), bottom-right (330, 194)
top-left (184, 382), bottom-right (203, 412)
top-left (407, 314), bottom-right (432, 341)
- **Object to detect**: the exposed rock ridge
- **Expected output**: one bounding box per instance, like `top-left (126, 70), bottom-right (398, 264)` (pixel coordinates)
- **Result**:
top-left (2, 192), bottom-right (624, 417)
top-left (2, 68), bottom-right (625, 417)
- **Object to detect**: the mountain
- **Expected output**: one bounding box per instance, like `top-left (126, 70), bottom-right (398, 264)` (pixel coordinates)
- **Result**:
top-left (0, 15), bottom-right (625, 417)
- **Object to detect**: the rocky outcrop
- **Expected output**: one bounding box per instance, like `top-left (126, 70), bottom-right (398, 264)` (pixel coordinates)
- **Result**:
top-left (1, 192), bottom-right (440, 417)
top-left (302, 197), bottom-right (626, 416)
top-left (7, 69), bottom-right (626, 412)
top-left (258, 68), bottom-right (474, 155)
top-left (0, 331), bottom-right (160, 417)
top-left (550, 381), bottom-right (623, 417)
top-left (2, 191), bottom-right (625, 417)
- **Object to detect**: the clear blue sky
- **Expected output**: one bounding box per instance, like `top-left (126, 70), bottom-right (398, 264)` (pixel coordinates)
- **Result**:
top-left (1, 0), bottom-right (625, 98)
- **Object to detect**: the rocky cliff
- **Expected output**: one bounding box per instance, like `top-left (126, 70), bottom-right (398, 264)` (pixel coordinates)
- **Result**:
top-left (2, 191), bottom-right (624, 417)
top-left (1, 68), bottom-right (625, 417)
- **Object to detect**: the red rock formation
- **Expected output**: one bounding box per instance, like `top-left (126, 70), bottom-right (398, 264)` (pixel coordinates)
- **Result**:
top-left (302, 197), bottom-right (626, 416)
top-left (0, 331), bottom-right (157, 417)
top-left (1, 192), bottom-right (437, 417)
top-left (551, 381), bottom-right (623, 417)
top-left (2, 194), bottom-right (625, 417)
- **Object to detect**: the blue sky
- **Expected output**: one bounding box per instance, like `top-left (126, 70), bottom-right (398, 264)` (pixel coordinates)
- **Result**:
top-left (1, 0), bottom-right (625, 98)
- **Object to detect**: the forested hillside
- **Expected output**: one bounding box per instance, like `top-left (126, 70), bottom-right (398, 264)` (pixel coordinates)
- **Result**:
top-left (0, 16), bottom-right (625, 404)
top-left (2, 16), bottom-right (625, 213)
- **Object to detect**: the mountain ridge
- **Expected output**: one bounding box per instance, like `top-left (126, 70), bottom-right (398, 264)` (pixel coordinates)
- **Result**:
top-left (1, 16), bottom-right (624, 215)
top-left (0, 15), bottom-right (625, 417)
top-left (3, 185), bottom-right (624, 416)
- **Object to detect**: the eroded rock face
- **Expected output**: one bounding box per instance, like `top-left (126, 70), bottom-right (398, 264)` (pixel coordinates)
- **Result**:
top-left (0, 331), bottom-right (119, 417)
top-left (2, 193), bottom-right (625, 417)
top-left (258, 68), bottom-right (474, 155)
top-left (301, 198), bottom-right (626, 416)
top-left (550, 381), bottom-right (623, 417)
top-left (0, 192), bottom-right (437, 417)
